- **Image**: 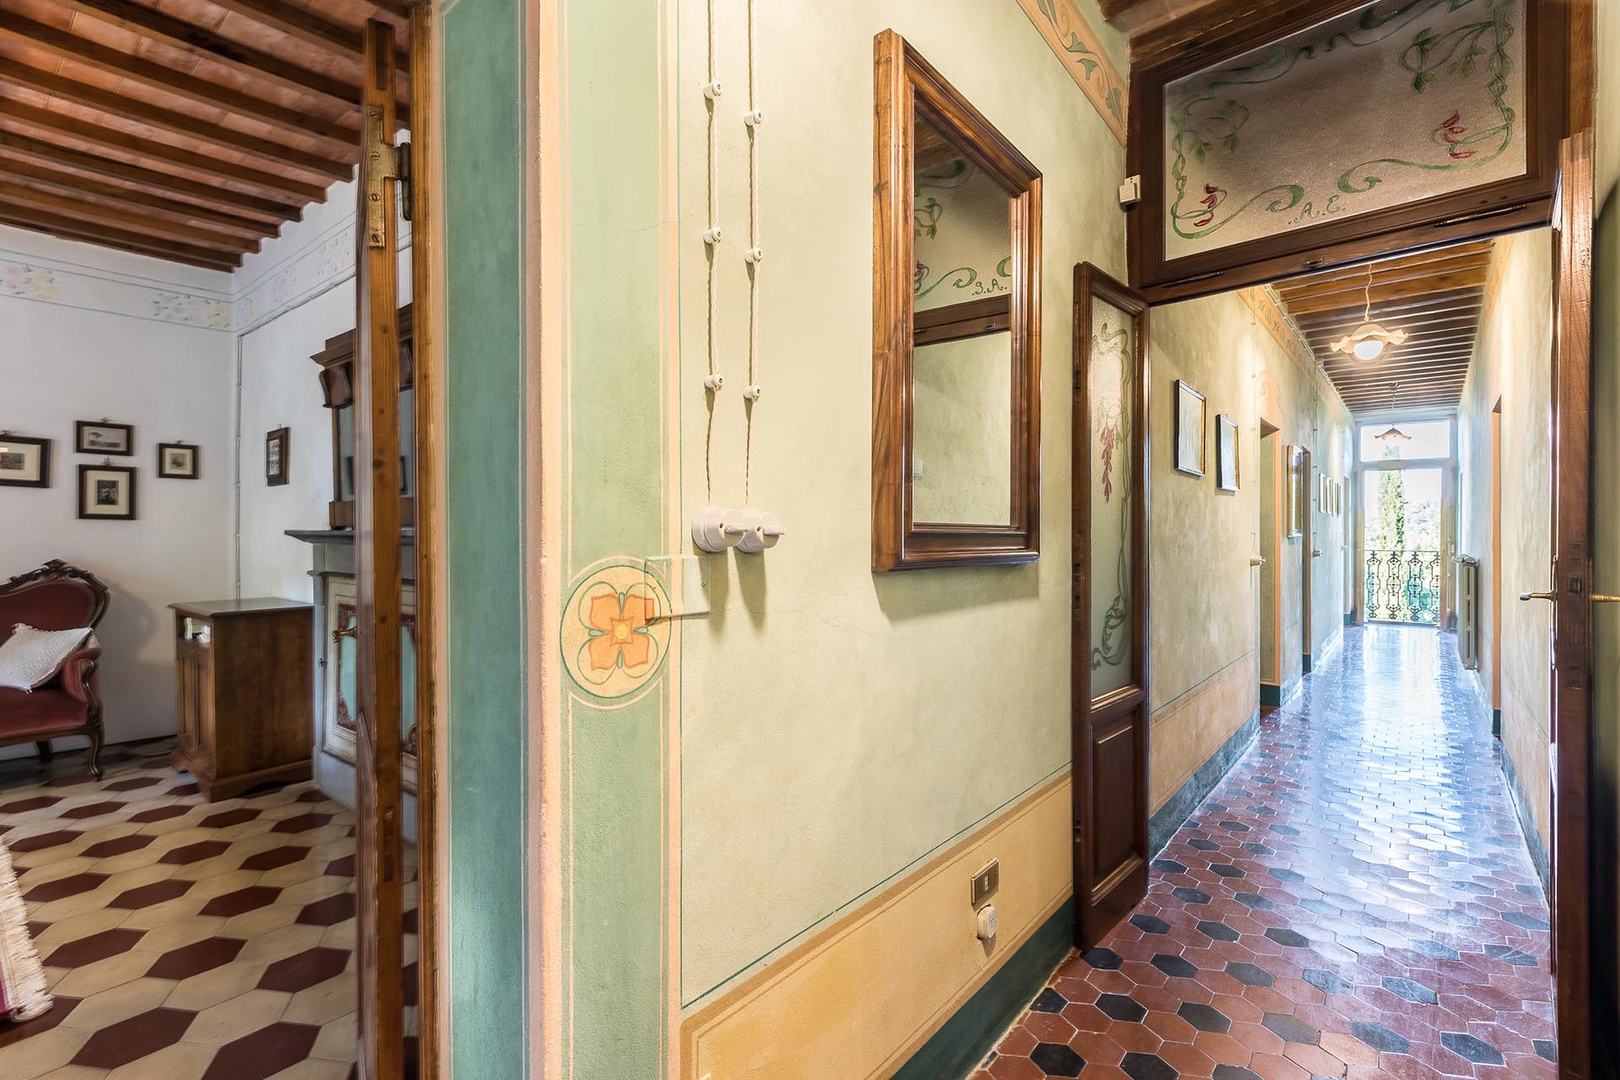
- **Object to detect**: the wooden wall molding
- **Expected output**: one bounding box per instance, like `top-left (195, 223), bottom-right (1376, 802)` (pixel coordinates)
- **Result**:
top-left (1012, 0), bottom-right (1128, 145)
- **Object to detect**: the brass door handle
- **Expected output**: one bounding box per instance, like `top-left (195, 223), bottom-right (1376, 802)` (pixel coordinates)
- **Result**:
top-left (333, 625), bottom-right (358, 642)
top-left (1312, 549), bottom-right (1323, 558)
top-left (1520, 591), bottom-right (1555, 602)
top-left (1593, 595), bottom-right (1620, 603)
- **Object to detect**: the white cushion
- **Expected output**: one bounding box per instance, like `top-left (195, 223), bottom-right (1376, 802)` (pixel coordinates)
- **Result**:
top-left (0, 624), bottom-right (93, 693)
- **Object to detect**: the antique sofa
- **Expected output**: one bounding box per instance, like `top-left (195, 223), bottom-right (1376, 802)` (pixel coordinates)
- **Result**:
top-left (0, 561), bottom-right (108, 778)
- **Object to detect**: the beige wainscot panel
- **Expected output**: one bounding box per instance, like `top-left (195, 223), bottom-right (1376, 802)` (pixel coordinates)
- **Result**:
top-left (1148, 652), bottom-right (1260, 815)
top-left (681, 774), bottom-right (1072, 1080)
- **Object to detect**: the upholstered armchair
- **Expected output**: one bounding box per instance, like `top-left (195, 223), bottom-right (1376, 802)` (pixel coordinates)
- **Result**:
top-left (0, 561), bottom-right (109, 778)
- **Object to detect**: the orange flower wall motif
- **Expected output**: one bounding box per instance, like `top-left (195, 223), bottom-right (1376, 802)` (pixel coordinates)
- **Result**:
top-left (561, 561), bottom-right (673, 703)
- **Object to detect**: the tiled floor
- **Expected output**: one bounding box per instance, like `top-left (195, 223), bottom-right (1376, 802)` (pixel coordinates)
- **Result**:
top-left (976, 626), bottom-right (1557, 1080)
top-left (0, 743), bottom-right (417, 1079)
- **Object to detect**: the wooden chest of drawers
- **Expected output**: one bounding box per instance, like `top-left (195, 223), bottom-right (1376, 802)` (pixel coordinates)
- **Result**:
top-left (170, 598), bottom-right (314, 802)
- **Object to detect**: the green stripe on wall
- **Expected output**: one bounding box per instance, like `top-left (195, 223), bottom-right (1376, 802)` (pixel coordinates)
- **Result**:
top-left (443, 0), bottom-right (528, 1075)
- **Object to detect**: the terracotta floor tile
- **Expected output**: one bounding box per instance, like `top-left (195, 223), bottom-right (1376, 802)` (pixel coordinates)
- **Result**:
top-left (978, 628), bottom-right (1555, 1078)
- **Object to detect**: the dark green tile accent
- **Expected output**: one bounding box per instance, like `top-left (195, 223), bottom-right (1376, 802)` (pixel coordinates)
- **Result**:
top-left (1302, 653), bottom-right (1313, 675)
top-left (1149, 711), bottom-right (1260, 857)
top-left (1344, 612), bottom-right (1353, 626)
top-left (443, 0), bottom-right (527, 1076)
top-left (1500, 744), bottom-right (1550, 893)
top-left (1492, 709), bottom-right (1502, 738)
top-left (892, 900), bottom-right (1074, 1080)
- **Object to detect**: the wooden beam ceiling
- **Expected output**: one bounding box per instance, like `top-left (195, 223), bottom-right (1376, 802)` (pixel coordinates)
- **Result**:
top-left (1272, 240), bottom-right (1496, 417)
top-left (0, 0), bottom-right (412, 270)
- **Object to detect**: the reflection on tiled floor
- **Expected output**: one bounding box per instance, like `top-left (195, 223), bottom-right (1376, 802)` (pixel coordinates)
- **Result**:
top-left (977, 626), bottom-right (1556, 1080)
top-left (0, 744), bottom-right (417, 1079)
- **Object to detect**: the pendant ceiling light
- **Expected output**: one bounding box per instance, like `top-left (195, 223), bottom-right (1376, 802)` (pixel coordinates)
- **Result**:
top-left (1376, 383), bottom-right (1410, 442)
top-left (1329, 263), bottom-right (1408, 363)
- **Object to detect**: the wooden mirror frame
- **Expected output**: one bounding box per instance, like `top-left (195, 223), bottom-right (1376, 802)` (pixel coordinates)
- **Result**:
top-left (1125, 0), bottom-right (1568, 303)
top-left (872, 29), bottom-right (1043, 572)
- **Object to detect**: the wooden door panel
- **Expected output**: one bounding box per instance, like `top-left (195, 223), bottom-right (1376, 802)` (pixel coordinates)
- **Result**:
top-left (354, 18), bottom-right (406, 1080)
top-left (1073, 264), bottom-right (1151, 949)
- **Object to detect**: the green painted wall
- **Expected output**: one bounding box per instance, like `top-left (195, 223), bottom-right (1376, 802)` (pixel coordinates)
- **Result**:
top-left (441, 0), bottom-right (528, 1076)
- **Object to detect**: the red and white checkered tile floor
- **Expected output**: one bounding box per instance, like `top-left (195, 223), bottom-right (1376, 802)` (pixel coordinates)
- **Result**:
top-left (0, 744), bottom-right (417, 1079)
top-left (974, 626), bottom-right (1556, 1080)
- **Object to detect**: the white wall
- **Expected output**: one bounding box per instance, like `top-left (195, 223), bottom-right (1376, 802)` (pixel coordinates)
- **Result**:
top-left (0, 234), bottom-right (234, 749)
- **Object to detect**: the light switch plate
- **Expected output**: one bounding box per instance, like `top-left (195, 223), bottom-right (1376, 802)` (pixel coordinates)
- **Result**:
top-left (971, 859), bottom-right (999, 908)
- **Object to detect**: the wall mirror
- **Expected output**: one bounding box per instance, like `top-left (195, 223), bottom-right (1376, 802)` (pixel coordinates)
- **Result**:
top-left (872, 29), bottom-right (1042, 572)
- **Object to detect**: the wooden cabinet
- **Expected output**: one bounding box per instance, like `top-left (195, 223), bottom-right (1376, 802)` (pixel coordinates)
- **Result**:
top-left (170, 599), bottom-right (315, 802)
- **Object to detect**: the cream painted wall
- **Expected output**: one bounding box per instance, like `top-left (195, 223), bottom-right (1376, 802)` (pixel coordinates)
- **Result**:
top-left (0, 228), bottom-right (234, 750)
top-left (1457, 230), bottom-right (1553, 858)
top-left (676, 0), bottom-right (1124, 1003)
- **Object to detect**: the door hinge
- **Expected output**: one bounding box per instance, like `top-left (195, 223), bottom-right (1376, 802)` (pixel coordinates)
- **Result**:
top-left (363, 105), bottom-right (409, 247)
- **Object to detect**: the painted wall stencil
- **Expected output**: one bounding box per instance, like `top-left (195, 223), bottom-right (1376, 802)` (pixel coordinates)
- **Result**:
top-left (1163, 0), bottom-right (1526, 261)
top-left (561, 561), bottom-right (672, 702)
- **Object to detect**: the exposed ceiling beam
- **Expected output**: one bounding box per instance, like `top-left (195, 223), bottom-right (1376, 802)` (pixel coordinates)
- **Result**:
top-left (0, 10), bottom-right (357, 155)
top-left (202, 0), bottom-right (412, 68)
top-left (1292, 296), bottom-right (1485, 327)
top-left (1277, 269), bottom-right (1491, 315)
top-left (0, 202), bottom-right (241, 270)
top-left (363, 0), bottom-right (414, 22)
top-left (1274, 257), bottom-right (1492, 298)
top-left (1283, 286), bottom-right (1485, 321)
top-left (52, 0), bottom-right (378, 116)
top-left (1300, 312), bottom-right (1485, 340)
top-left (0, 180), bottom-right (255, 254)
top-left (1, 132), bottom-right (300, 223)
top-left (0, 99), bottom-right (328, 204)
top-left (0, 64), bottom-right (352, 182)
top-left (0, 156), bottom-right (277, 239)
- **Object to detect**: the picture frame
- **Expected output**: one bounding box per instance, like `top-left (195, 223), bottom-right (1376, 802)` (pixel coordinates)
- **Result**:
top-left (75, 420), bottom-right (134, 456)
top-left (0, 433), bottom-right (50, 488)
top-left (157, 442), bottom-right (199, 480)
top-left (1214, 414), bottom-right (1239, 493)
top-left (77, 464), bottom-right (137, 520)
top-left (1173, 380), bottom-right (1206, 477)
top-left (1285, 445), bottom-right (1304, 537)
top-left (265, 427), bottom-right (289, 486)
top-left (1125, 0), bottom-right (1568, 302)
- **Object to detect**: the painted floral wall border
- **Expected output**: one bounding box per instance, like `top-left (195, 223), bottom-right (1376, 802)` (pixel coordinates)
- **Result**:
top-left (1013, 0), bottom-right (1128, 145)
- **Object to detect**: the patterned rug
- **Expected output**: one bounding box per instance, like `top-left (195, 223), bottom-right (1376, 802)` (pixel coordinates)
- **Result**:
top-left (0, 835), bottom-right (50, 1022)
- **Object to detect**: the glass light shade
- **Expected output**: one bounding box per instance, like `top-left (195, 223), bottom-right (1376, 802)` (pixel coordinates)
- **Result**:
top-left (1353, 338), bottom-right (1387, 361)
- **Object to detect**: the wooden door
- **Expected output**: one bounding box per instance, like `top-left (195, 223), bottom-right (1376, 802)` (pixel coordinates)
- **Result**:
top-left (1542, 129), bottom-right (1595, 1080)
top-left (1072, 263), bottom-right (1151, 948)
top-left (1300, 449), bottom-right (1313, 669)
top-left (354, 19), bottom-right (407, 1080)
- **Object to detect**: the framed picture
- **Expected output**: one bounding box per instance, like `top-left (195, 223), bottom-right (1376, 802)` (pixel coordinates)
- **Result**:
top-left (265, 427), bottom-right (289, 486)
top-left (75, 421), bottom-right (134, 456)
top-left (157, 442), bottom-right (199, 480)
top-left (0, 434), bottom-right (50, 488)
top-left (1285, 445), bottom-right (1304, 537)
top-left (78, 464), bottom-right (136, 520)
top-left (1173, 380), bottom-right (1206, 477)
top-left (1126, 0), bottom-right (1567, 302)
top-left (1215, 414), bottom-right (1239, 492)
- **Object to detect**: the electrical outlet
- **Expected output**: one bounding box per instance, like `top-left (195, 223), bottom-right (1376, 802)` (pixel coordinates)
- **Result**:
top-left (971, 859), bottom-right (999, 908)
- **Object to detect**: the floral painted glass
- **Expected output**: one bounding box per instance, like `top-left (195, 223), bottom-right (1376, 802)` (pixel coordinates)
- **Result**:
top-left (1089, 296), bottom-right (1134, 698)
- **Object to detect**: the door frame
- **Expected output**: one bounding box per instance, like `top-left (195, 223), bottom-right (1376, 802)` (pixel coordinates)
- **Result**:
top-left (1300, 448), bottom-right (1313, 671)
top-left (1071, 262), bottom-right (1151, 948)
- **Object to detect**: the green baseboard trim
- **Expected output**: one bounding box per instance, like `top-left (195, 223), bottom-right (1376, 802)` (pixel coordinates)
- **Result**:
top-left (1301, 653), bottom-right (1313, 675)
top-left (1500, 745), bottom-right (1550, 894)
top-left (1343, 612), bottom-right (1353, 626)
top-left (1149, 710), bottom-right (1261, 857)
top-left (892, 899), bottom-right (1074, 1080)
top-left (1259, 673), bottom-right (1299, 709)
top-left (1492, 709), bottom-right (1502, 738)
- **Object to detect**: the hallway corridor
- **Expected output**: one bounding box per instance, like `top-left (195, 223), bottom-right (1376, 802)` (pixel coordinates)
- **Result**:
top-left (976, 626), bottom-right (1556, 1080)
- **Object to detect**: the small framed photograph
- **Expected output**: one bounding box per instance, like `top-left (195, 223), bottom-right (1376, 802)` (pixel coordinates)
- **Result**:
top-left (1173, 380), bottom-right (1206, 477)
top-left (75, 421), bottom-right (134, 456)
top-left (0, 434), bottom-right (50, 488)
top-left (1215, 414), bottom-right (1239, 493)
top-left (157, 442), bottom-right (199, 479)
top-left (78, 464), bottom-right (136, 520)
top-left (266, 427), bottom-right (290, 486)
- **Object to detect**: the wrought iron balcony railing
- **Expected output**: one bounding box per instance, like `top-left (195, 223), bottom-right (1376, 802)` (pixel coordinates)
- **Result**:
top-left (1365, 549), bottom-right (1443, 624)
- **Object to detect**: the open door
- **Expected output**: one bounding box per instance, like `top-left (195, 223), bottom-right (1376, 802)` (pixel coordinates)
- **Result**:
top-left (354, 19), bottom-right (407, 1080)
top-left (1520, 129), bottom-right (1594, 1079)
top-left (1072, 264), bottom-right (1151, 948)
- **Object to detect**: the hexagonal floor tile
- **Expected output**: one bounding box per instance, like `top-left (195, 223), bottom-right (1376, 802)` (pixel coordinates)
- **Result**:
top-left (259, 947), bottom-right (351, 994)
top-left (69, 1006), bottom-right (195, 1069)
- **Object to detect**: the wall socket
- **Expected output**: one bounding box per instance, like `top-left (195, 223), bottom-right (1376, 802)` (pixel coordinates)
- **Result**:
top-left (970, 859), bottom-right (999, 908)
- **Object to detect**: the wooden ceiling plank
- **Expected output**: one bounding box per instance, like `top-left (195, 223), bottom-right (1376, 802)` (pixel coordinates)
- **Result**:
top-left (0, 100), bottom-right (328, 203)
top-left (1273, 256), bottom-right (1492, 297)
top-left (1291, 297), bottom-right (1486, 327)
top-left (203, 0), bottom-right (412, 68)
top-left (1330, 367), bottom-right (1472, 386)
top-left (0, 179), bottom-right (254, 254)
top-left (1283, 284), bottom-right (1486, 319)
top-left (54, 0), bottom-right (412, 120)
top-left (0, 10), bottom-right (356, 154)
top-left (0, 155), bottom-right (276, 238)
top-left (363, 0), bottom-right (415, 23)
top-left (1, 132), bottom-right (300, 222)
top-left (0, 65), bottom-right (353, 181)
top-left (1300, 312), bottom-right (1485, 339)
top-left (0, 203), bottom-right (241, 269)
top-left (1276, 270), bottom-right (1489, 314)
